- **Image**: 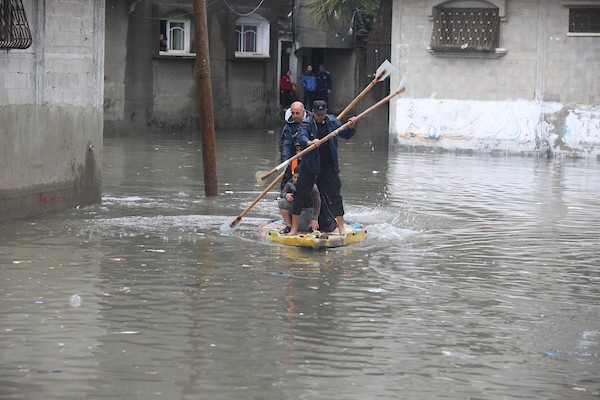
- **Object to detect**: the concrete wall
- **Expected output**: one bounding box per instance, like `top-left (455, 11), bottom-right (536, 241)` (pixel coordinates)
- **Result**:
top-left (0, 0), bottom-right (104, 222)
top-left (389, 0), bottom-right (600, 157)
top-left (103, 0), bottom-right (282, 136)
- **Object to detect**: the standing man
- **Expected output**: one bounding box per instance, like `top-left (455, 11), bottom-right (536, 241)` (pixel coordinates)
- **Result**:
top-left (315, 64), bottom-right (332, 104)
top-left (279, 101), bottom-right (307, 189)
top-left (289, 100), bottom-right (356, 236)
top-left (300, 65), bottom-right (317, 109)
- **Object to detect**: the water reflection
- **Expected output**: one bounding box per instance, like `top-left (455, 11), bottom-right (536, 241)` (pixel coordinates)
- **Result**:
top-left (0, 134), bottom-right (599, 399)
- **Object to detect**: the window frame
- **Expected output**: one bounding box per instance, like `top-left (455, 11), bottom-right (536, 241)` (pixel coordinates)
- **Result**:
top-left (236, 24), bottom-right (258, 53)
top-left (562, 1), bottom-right (600, 36)
top-left (159, 18), bottom-right (193, 56)
top-left (427, 1), bottom-right (508, 59)
top-left (234, 14), bottom-right (270, 59)
top-left (566, 6), bottom-right (600, 36)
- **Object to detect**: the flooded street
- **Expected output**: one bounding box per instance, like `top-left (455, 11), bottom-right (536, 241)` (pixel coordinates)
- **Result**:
top-left (1, 132), bottom-right (599, 399)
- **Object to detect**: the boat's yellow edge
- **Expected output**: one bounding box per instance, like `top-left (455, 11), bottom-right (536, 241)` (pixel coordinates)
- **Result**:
top-left (265, 227), bottom-right (367, 249)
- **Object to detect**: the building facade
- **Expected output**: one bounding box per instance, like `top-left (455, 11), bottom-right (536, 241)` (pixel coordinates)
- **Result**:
top-left (103, 0), bottom-right (370, 136)
top-left (104, 0), bottom-right (284, 136)
top-left (389, 0), bottom-right (600, 157)
top-left (0, 0), bottom-right (105, 222)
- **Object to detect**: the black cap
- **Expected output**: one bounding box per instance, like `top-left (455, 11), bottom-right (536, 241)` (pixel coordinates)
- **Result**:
top-left (312, 100), bottom-right (327, 115)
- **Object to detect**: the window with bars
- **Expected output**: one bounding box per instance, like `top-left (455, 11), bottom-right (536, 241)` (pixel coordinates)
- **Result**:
top-left (0, 0), bottom-right (32, 50)
top-left (429, 7), bottom-right (500, 53)
top-left (569, 8), bottom-right (600, 33)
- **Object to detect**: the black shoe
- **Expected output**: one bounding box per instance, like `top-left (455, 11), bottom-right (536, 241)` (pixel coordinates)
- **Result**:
top-left (279, 226), bottom-right (291, 234)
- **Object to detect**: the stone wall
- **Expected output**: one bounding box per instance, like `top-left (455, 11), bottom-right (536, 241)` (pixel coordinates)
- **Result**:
top-left (0, 0), bottom-right (104, 221)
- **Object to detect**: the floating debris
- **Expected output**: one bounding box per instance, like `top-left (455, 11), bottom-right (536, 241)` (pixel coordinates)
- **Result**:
top-left (69, 294), bottom-right (82, 308)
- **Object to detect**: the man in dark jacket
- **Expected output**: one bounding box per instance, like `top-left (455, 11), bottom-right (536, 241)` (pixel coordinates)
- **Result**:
top-left (279, 101), bottom-right (307, 189)
top-left (289, 100), bottom-right (356, 236)
top-left (315, 64), bottom-right (332, 104)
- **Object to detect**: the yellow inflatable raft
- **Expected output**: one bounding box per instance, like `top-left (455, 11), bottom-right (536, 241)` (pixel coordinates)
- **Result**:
top-left (258, 218), bottom-right (367, 249)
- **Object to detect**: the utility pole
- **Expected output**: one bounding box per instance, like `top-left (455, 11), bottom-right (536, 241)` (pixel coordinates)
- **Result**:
top-left (194, 0), bottom-right (218, 196)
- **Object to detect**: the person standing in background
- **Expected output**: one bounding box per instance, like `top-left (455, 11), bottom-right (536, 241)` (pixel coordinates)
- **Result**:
top-left (159, 33), bottom-right (168, 51)
top-left (315, 64), bottom-right (332, 104)
top-left (300, 65), bottom-right (316, 109)
top-left (279, 70), bottom-right (293, 109)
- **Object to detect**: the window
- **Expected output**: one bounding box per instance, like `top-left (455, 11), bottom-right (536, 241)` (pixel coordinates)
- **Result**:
top-left (430, 7), bottom-right (500, 53)
top-left (569, 8), bottom-right (600, 33)
top-left (427, 1), bottom-right (508, 58)
top-left (235, 14), bottom-right (270, 58)
top-left (0, 0), bottom-right (32, 50)
top-left (237, 24), bottom-right (257, 53)
top-left (160, 18), bottom-right (192, 55)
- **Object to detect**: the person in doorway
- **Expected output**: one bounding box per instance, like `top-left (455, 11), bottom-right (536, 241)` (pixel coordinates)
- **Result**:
top-left (289, 100), bottom-right (356, 236)
top-left (279, 70), bottom-right (293, 109)
top-left (279, 101), bottom-right (308, 190)
top-left (277, 165), bottom-right (320, 234)
top-left (159, 33), bottom-right (168, 51)
top-left (290, 83), bottom-right (299, 103)
top-left (300, 64), bottom-right (317, 109)
top-left (315, 64), bottom-right (332, 104)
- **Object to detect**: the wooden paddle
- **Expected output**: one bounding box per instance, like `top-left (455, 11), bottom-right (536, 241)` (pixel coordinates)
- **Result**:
top-left (220, 66), bottom-right (399, 232)
top-left (221, 170), bottom-right (286, 232)
top-left (336, 59), bottom-right (393, 123)
top-left (256, 81), bottom-right (407, 185)
top-left (256, 59), bottom-right (395, 186)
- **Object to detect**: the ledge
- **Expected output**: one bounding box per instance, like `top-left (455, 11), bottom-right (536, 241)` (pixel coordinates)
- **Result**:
top-left (156, 51), bottom-right (197, 59)
top-left (427, 47), bottom-right (508, 59)
top-left (566, 32), bottom-right (600, 37)
top-left (234, 52), bottom-right (270, 59)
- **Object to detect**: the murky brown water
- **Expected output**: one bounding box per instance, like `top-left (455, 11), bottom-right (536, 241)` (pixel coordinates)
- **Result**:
top-left (1, 132), bottom-right (599, 399)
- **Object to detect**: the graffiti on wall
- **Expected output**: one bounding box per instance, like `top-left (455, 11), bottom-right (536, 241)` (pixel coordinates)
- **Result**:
top-left (252, 82), bottom-right (275, 102)
top-left (145, 109), bottom-right (200, 135)
top-left (216, 95), bottom-right (232, 110)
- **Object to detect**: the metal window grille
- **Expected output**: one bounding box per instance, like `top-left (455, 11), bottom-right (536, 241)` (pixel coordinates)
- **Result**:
top-left (366, 0), bottom-right (391, 80)
top-left (0, 0), bottom-right (32, 49)
top-left (430, 7), bottom-right (499, 52)
top-left (569, 8), bottom-right (600, 33)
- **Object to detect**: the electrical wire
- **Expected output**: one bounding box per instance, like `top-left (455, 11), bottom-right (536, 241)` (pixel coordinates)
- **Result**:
top-left (222, 0), bottom-right (266, 17)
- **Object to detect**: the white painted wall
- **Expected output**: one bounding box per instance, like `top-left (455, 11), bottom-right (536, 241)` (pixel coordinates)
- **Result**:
top-left (392, 98), bottom-right (600, 156)
top-left (389, 0), bottom-right (600, 157)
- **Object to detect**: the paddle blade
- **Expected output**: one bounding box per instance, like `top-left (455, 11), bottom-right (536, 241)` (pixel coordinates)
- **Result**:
top-left (255, 170), bottom-right (271, 187)
top-left (376, 59), bottom-right (394, 82)
top-left (219, 217), bottom-right (240, 233)
top-left (398, 77), bottom-right (409, 93)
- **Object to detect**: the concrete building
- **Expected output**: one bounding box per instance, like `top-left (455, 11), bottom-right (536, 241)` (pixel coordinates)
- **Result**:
top-left (103, 0), bottom-right (371, 136)
top-left (389, 0), bottom-right (600, 157)
top-left (104, 0), bottom-right (283, 136)
top-left (0, 0), bottom-right (105, 222)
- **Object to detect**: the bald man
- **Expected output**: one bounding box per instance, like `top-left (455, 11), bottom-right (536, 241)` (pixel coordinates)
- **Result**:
top-left (279, 101), bottom-right (309, 189)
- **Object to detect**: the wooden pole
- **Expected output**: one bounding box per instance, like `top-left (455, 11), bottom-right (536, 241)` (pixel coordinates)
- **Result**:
top-left (194, 0), bottom-right (218, 196)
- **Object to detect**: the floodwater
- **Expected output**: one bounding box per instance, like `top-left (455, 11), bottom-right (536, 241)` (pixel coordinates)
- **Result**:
top-left (1, 132), bottom-right (599, 400)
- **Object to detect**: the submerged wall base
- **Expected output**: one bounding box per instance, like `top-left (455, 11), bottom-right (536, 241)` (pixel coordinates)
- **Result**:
top-left (0, 105), bottom-right (102, 222)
